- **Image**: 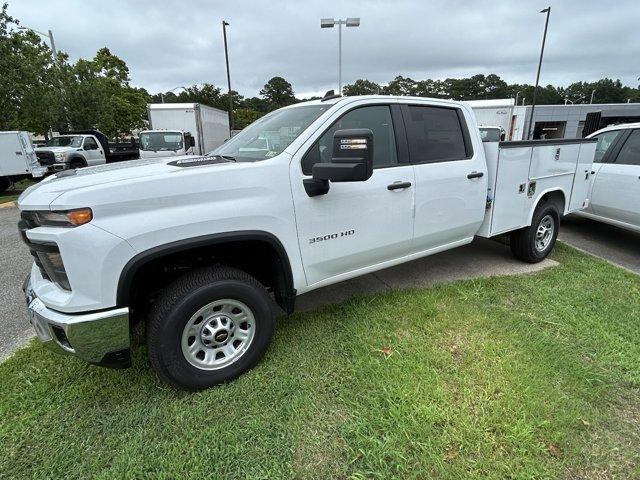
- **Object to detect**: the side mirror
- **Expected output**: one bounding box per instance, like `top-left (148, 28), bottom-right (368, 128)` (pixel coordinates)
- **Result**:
top-left (304, 129), bottom-right (374, 197)
top-left (500, 131), bottom-right (506, 141)
top-left (187, 134), bottom-right (196, 147)
top-left (313, 128), bottom-right (374, 181)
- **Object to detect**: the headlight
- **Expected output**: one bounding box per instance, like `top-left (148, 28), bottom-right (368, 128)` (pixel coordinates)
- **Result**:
top-left (55, 152), bottom-right (65, 161)
top-left (36, 250), bottom-right (71, 291)
top-left (32, 208), bottom-right (93, 227)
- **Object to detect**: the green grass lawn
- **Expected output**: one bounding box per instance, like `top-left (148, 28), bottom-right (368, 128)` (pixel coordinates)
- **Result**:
top-left (1, 244), bottom-right (639, 479)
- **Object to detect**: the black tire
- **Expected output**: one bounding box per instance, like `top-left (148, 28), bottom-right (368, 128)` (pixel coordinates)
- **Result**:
top-left (510, 203), bottom-right (560, 263)
top-left (0, 176), bottom-right (10, 194)
top-left (147, 266), bottom-right (275, 391)
top-left (69, 159), bottom-right (86, 170)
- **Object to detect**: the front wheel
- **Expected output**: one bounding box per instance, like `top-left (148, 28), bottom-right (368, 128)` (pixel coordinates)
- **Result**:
top-left (510, 204), bottom-right (560, 263)
top-left (147, 266), bottom-right (275, 390)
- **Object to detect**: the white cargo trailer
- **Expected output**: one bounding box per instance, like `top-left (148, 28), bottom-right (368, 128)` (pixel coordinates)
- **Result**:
top-left (0, 131), bottom-right (46, 193)
top-left (145, 103), bottom-right (229, 156)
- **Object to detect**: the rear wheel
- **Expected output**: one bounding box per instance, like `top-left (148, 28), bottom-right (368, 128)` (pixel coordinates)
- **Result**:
top-left (510, 203), bottom-right (560, 263)
top-left (147, 266), bottom-right (275, 391)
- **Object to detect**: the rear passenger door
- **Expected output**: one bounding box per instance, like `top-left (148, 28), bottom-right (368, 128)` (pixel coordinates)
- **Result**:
top-left (402, 103), bottom-right (487, 253)
top-left (592, 129), bottom-right (640, 228)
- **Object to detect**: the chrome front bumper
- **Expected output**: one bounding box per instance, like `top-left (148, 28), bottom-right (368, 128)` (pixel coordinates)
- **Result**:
top-left (24, 278), bottom-right (131, 368)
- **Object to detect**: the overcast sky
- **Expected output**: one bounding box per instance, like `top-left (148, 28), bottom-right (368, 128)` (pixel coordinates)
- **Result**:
top-left (10, 0), bottom-right (640, 98)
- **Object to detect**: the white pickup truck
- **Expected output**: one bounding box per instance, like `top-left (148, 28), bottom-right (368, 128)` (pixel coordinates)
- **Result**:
top-left (34, 130), bottom-right (138, 172)
top-left (18, 95), bottom-right (596, 390)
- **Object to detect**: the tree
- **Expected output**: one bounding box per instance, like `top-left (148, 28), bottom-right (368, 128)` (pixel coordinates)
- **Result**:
top-left (343, 79), bottom-right (381, 96)
top-left (61, 47), bottom-right (149, 137)
top-left (234, 108), bottom-right (261, 129)
top-left (383, 75), bottom-right (417, 96)
top-left (0, 2), bottom-right (62, 135)
top-left (260, 76), bottom-right (295, 108)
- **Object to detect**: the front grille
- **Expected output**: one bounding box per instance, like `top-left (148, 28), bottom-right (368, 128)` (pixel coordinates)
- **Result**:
top-left (36, 151), bottom-right (55, 166)
top-left (18, 211), bottom-right (50, 281)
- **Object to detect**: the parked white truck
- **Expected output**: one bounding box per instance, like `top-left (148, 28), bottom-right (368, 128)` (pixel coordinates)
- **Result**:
top-left (140, 103), bottom-right (229, 158)
top-left (0, 131), bottom-right (47, 192)
top-left (34, 130), bottom-right (139, 173)
top-left (18, 95), bottom-right (596, 390)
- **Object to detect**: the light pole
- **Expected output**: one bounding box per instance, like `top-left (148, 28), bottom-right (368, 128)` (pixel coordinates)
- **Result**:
top-left (320, 17), bottom-right (360, 95)
top-left (19, 25), bottom-right (67, 131)
top-left (527, 6), bottom-right (551, 140)
top-left (590, 89), bottom-right (596, 104)
top-left (515, 91), bottom-right (523, 106)
top-left (160, 86), bottom-right (187, 103)
top-left (19, 26), bottom-right (58, 64)
top-left (222, 20), bottom-right (234, 134)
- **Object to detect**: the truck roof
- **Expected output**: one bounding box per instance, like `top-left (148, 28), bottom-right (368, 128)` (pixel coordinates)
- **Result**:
top-left (588, 122), bottom-right (640, 137)
top-left (147, 103), bottom-right (227, 114)
top-left (287, 94), bottom-right (466, 109)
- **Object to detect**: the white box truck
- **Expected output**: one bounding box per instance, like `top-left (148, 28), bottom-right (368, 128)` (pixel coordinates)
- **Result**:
top-left (141, 103), bottom-right (229, 158)
top-left (0, 131), bottom-right (47, 193)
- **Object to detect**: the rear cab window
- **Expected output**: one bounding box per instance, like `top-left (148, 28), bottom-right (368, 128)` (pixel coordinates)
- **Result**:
top-left (401, 105), bottom-right (472, 163)
top-left (613, 129), bottom-right (640, 166)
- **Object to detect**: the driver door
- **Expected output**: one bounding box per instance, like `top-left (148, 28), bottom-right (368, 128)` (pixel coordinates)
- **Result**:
top-left (83, 137), bottom-right (103, 166)
top-left (290, 104), bottom-right (415, 287)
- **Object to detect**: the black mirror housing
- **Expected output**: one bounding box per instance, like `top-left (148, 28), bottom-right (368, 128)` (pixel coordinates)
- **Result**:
top-left (312, 128), bottom-right (374, 183)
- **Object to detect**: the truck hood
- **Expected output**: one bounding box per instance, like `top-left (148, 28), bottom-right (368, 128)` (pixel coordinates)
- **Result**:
top-left (18, 155), bottom-right (229, 210)
top-left (35, 146), bottom-right (77, 154)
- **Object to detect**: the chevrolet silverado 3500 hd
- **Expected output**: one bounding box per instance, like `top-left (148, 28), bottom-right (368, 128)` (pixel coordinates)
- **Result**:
top-left (18, 95), bottom-right (596, 390)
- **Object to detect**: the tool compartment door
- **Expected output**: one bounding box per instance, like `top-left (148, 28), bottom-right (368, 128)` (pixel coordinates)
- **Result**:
top-left (489, 145), bottom-right (532, 235)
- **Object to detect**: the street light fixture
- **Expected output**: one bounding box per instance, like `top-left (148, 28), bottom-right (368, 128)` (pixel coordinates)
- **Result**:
top-left (160, 86), bottom-right (187, 103)
top-left (320, 17), bottom-right (360, 95)
top-left (18, 26), bottom-right (58, 64)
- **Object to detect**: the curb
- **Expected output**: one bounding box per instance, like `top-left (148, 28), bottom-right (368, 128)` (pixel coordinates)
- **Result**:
top-left (0, 201), bottom-right (16, 209)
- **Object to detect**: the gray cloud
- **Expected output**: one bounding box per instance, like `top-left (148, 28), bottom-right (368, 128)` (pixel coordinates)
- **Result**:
top-left (11, 0), bottom-right (639, 98)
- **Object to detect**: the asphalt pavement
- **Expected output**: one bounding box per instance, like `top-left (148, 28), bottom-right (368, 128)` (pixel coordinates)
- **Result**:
top-left (560, 215), bottom-right (640, 275)
top-left (1, 205), bottom-right (636, 363)
top-left (0, 205), bottom-right (33, 362)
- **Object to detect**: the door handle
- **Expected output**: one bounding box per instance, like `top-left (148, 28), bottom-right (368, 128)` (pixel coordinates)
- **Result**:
top-left (387, 181), bottom-right (412, 190)
top-left (467, 171), bottom-right (484, 179)
top-left (591, 171), bottom-right (596, 175)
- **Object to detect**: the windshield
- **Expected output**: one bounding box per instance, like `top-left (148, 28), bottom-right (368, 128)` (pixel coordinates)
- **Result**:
top-left (479, 127), bottom-right (501, 142)
top-left (139, 131), bottom-right (184, 151)
top-left (209, 104), bottom-right (331, 161)
top-left (45, 136), bottom-right (83, 148)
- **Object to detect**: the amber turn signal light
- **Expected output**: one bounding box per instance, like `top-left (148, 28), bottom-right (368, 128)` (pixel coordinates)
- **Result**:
top-left (66, 208), bottom-right (93, 226)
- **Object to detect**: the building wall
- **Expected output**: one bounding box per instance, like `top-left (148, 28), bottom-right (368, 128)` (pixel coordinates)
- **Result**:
top-left (512, 103), bottom-right (640, 140)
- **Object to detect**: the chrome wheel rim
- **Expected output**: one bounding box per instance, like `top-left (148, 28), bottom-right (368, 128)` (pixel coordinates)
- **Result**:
top-left (181, 299), bottom-right (256, 370)
top-left (535, 214), bottom-right (554, 252)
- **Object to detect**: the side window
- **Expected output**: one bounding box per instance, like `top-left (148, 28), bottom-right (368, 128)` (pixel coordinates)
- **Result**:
top-left (614, 130), bottom-right (640, 166)
top-left (302, 105), bottom-right (397, 175)
top-left (84, 137), bottom-right (98, 150)
top-left (403, 106), bottom-right (468, 163)
top-left (592, 130), bottom-right (621, 163)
